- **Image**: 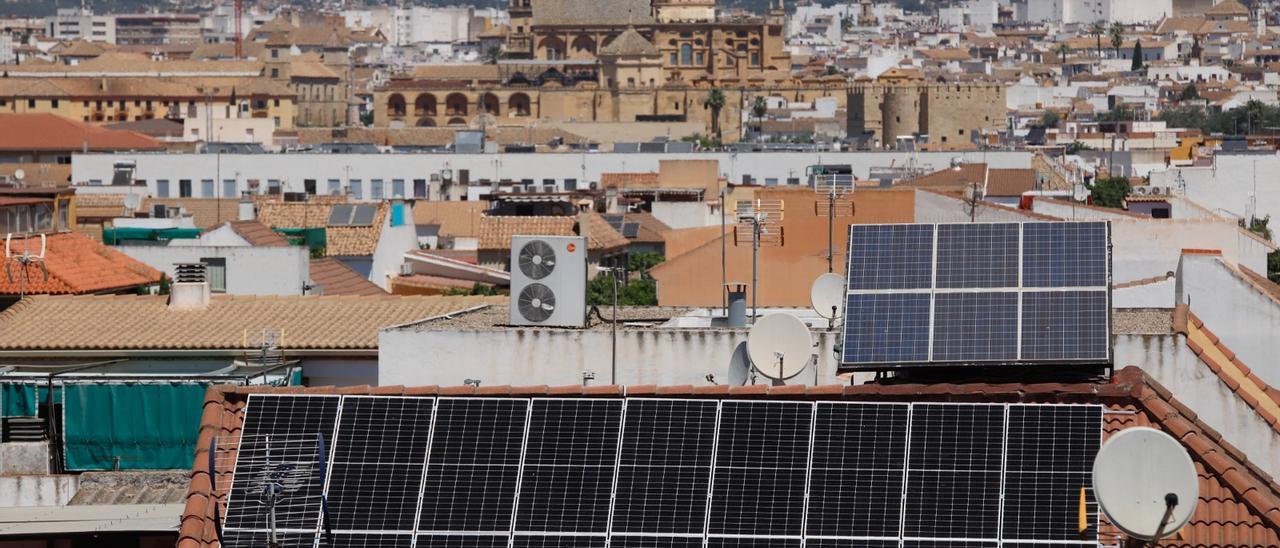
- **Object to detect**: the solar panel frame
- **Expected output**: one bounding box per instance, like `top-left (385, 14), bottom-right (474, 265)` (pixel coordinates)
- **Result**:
top-left (324, 396), bottom-right (435, 532)
top-left (842, 222), bottom-right (1112, 370)
top-left (351, 204), bottom-right (378, 226)
top-left (328, 204), bottom-right (355, 227)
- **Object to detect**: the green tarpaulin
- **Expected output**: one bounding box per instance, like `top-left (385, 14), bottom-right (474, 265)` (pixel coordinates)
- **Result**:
top-left (62, 382), bottom-right (208, 471)
top-left (102, 227), bottom-right (203, 244)
top-left (0, 383), bottom-right (59, 417)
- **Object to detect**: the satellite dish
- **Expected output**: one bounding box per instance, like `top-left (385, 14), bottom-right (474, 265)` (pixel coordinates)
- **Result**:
top-left (727, 341), bottom-right (751, 386)
top-left (1093, 427), bottom-right (1199, 541)
top-left (12, 169), bottom-right (24, 181)
top-left (810, 273), bottom-right (845, 320)
top-left (746, 314), bottom-right (813, 381)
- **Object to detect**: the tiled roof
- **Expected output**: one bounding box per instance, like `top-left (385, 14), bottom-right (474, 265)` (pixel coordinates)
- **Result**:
top-left (599, 27), bottom-right (659, 57)
top-left (178, 366), bottom-right (1280, 548)
top-left (1182, 310), bottom-right (1280, 431)
top-left (1205, 0), bottom-right (1248, 16)
top-left (309, 258), bottom-right (386, 296)
top-left (530, 0), bottom-right (654, 25)
top-left (224, 220), bottom-right (289, 247)
top-left (0, 294), bottom-right (502, 351)
top-left (0, 114), bottom-right (162, 152)
top-left (411, 201), bottom-right (487, 238)
top-left (1238, 266), bottom-right (1280, 305)
top-left (623, 212), bottom-right (670, 244)
top-left (984, 168), bottom-right (1036, 197)
top-left (73, 193), bottom-right (133, 219)
top-left (257, 202), bottom-right (385, 257)
top-left (289, 60), bottom-right (339, 80)
top-left (900, 162), bottom-right (987, 189)
top-left (0, 232), bottom-right (162, 296)
top-left (477, 216), bottom-right (575, 250)
top-left (580, 211), bottom-right (630, 251)
top-left (410, 64), bottom-right (501, 81)
top-left (256, 202), bottom-right (333, 229)
top-left (142, 198), bottom-right (240, 229)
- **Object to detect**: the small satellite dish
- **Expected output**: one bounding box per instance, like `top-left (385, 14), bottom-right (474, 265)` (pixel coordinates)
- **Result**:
top-left (123, 194), bottom-right (141, 211)
top-left (12, 169), bottom-right (24, 181)
top-left (810, 273), bottom-right (845, 321)
top-left (1093, 427), bottom-right (1199, 541)
top-left (727, 341), bottom-right (751, 386)
top-left (746, 314), bottom-right (813, 381)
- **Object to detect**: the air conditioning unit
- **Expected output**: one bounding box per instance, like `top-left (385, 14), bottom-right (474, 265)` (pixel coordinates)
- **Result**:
top-left (509, 235), bottom-right (587, 328)
top-left (399, 263), bottom-right (414, 276)
top-left (1150, 187), bottom-right (1165, 195)
top-left (152, 204), bottom-right (168, 218)
top-left (1134, 186), bottom-right (1150, 195)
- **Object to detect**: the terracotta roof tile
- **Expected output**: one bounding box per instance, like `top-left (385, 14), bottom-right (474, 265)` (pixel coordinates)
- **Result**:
top-left (411, 201), bottom-right (487, 238)
top-left (142, 198), bottom-right (240, 229)
top-left (601, 172), bottom-right (659, 189)
top-left (0, 232), bottom-right (161, 295)
top-left (225, 220), bottom-right (289, 247)
top-left (0, 294), bottom-right (503, 350)
top-left (180, 366), bottom-right (1280, 548)
top-left (257, 202), bottom-right (385, 257)
top-left (309, 258), bottom-right (387, 296)
top-left (0, 114), bottom-right (162, 152)
top-left (984, 168), bottom-right (1036, 197)
top-left (477, 216), bottom-right (575, 250)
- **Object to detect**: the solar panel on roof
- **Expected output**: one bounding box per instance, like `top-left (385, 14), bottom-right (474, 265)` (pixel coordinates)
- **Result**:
top-left (351, 204), bottom-right (377, 226)
top-left (328, 204), bottom-right (354, 226)
top-left (220, 395), bottom-right (1102, 548)
top-left (843, 222), bottom-right (1111, 369)
top-left (622, 222), bottom-right (641, 238)
top-left (603, 214), bottom-right (625, 230)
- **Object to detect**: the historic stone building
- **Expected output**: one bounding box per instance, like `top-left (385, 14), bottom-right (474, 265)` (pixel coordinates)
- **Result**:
top-left (848, 71), bottom-right (1006, 149)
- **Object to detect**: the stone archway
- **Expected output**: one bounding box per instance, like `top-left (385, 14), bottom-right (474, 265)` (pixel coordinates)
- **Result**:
top-left (414, 93), bottom-right (437, 117)
top-left (508, 93), bottom-right (531, 117)
top-left (387, 93), bottom-right (406, 117)
top-left (481, 93), bottom-right (500, 115)
top-left (445, 93), bottom-right (469, 116)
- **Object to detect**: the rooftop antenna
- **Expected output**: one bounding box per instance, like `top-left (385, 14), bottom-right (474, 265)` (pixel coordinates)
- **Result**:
top-left (210, 431), bottom-right (334, 548)
top-left (810, 165), bottom-right (854, 272)
top-left (809, 272), bottom-right (844, 331)
top-left (746, 313), bottom-right (813, 385)
top-left (734, 199), bottom-right (784, 320)
top-left (1093, 427), bottom-right (1199, 545)
top-left (4, 233), bottom-right (47, 299)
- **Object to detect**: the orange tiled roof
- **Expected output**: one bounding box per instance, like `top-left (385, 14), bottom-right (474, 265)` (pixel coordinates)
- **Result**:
top-left (0, 232), bottom-right (161, 295)
top-left (601, 172), bottom-right (659, 189)
top-left (257, 202), bottom-right (385, 257)
top-left (223, 220), bottom-right (289, 247)
top-left (984, 168), bottom-right (1036, 197)
top-left (1182, 311), bottom-right (1280, 431)
top-left (178, 366), bottom-right (1280, 548)
top-left (309, 258), bottom-right (386, 296)
top-left (0, 114), bottom-right (163, 152)
top-left (411, 201), bottom-right (487, 238)
top-left (141, 198), bottom-right (240, 229)
top-left (579, 211), bottom-right (630, 251)
top-left (900, 163), bottom-right (988, 189)
top-left (477, 215), bottom-right (575, 250)
top-left (0, 294), bottom-right (503, 350)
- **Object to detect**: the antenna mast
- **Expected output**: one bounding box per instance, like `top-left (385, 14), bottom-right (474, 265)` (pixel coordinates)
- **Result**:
top-left (4, 233), bottom-right (48, 299)
top-left (735, 199), bottom-right (783, 320)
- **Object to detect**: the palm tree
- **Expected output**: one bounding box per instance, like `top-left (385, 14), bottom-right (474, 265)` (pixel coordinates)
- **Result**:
top-left (485, 46), bottom-right (504, 65)
top-left (1090, 22), bottom-right (1105, 60)
top-left (1056, 43), bottom-right (1072, 83)
top-left (704, 88), bottom-right (726, 143)
top-left (751, 96), bottom-right (768, 141)
top-left (1109, 22), bottom-right (1124, 59)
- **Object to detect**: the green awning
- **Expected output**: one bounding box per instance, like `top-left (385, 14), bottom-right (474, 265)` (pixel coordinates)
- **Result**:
top-left (102, 227), bottom-right (203, 244)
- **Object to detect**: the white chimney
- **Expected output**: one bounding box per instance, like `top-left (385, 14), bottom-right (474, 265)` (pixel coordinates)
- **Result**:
top-left (168, 263), bottom-right (211, 311)
top-left (238, 196), bottom-right (255, 221)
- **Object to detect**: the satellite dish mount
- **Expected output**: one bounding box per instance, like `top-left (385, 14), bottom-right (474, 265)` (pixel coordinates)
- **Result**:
top-left (4, 233), bottom-right (48, 298)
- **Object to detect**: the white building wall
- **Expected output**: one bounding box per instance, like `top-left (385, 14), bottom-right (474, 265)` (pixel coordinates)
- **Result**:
top-left (651, 202), bottom-right (716, 229)
top-left (117, 245), bottom-right (308, 296)
top-left (1148, 153), bottom-right (1280, 223)
top-left (379, 322), bottom-right (867, 388)
top-left (72, 151), bottom-right (1034, 198)
top-left (1176, 254), bottom-right (1280, 389)
top-left (368, 203), bottom-right (419, 290)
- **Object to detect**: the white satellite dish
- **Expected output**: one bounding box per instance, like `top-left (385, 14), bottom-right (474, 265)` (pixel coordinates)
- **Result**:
top-left (1093, 427), bottom-right (1199, 541)
top-left (727, 341), bottom-right (751, 386)
top-left (746, 314), bottom-right (813, 381)
top-left (12, 169), bottom-right (25, 181)
top-left (810, 272), bottom-right (845, 321)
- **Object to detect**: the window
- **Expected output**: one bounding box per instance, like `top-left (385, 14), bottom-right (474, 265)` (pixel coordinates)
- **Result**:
top-left (350, 179), bottom-right (363, 200)
top-left (750, 51), bottom-right (760, 66)
top-left (201, 258), bottom-right (227, 293)
top-left (695, 52), bottom-right (704, 64)
top-left (391, 179), bottom-right (405, 198)
top-left (413, 179), bottom-right (427, 199)
top-left (304, 179), bottom-right (317, 195)
top-left (371, 179), bottom-right (384, 200)
top-left (273, 99), bottom-right (280, 107)
top-left (267, 179), bottom-right (282, 195)
top-left (51, 99), bottom-right (59, 108)
top-left (156, 179), bottom-right (170, 198)
top-left (178, 180), bottom-right (193, 198)
top-left (201, 179), bottom-right (214, 197)
top-left (27, 99), bottom-right (35, 108)
top-left (564, 178), bottom-right (577, 191)
top-left (670, 52), bottom-right (678, 64)
top-left (271, 48), bottom-right (278, 59)
top-left (223, 179), bottom-right (236, 198)
top-left (680, 44), bottom-right (693, 65)
top-left (327, 179), bottom-right (341, 195)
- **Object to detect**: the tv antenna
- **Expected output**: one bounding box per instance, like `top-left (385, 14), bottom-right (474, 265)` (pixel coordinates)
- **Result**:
top-left (809, 165), bottom-right (855, 272)
top-left (746, 313), bottom-right (813, 385)
top-left (210, 432), bottom-right (335, 548)
top-left (1093, 427), bottom-right (1199, 544)
top-left (4, 233), bottom-right (48, 299)
top-left (809, 273), bottom-right (845, 330)
top-left (734, 199), bottom-right (784, 320)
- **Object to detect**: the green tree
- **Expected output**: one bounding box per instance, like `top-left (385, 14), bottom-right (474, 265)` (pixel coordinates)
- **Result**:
top-left (1109, 22), bottom-right (1125, 59)
top-left (1179, 84), bottom-right (1199, 102)
top-left (1056, 42), bottom-right (1070, 65)
top-left (1039, 110), bottom-right (1060, 128)
top-left (751, 96), bottom-right (768, 141)
top-left (628, 251), bottom-right (665, 273)
top-left (1269, 251), bottom-right (1280, 284)
top-left (704, 88), bottom-right (726, 142)
top-left (1247, 215), bottom-right (1273, 241)
top-left (359, 111), bottom-right (374, 127)
top-left (1130, 40), bottom-right (1144, 71)
top-left (1088, 176), bottom-right (1131, 209)
top-left (1102, 107), bottom-right (1137, 122)
top-left (1090, 22), bottom-right (1105, 60)
top-left (484, 46), bottom-right (504, 65)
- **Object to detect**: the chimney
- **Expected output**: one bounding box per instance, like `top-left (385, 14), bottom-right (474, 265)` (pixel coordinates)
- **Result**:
top-left (168, 263), bottom-right (211, 311)
top-left (238, 195), bottom-right (255, 221)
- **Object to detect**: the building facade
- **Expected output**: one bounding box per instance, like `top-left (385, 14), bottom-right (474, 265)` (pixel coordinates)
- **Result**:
top-left (848, 80), bottom-right (1006, 148)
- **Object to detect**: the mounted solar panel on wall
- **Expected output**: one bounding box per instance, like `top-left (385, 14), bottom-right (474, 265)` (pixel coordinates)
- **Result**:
top-left (842, 221), bottom-right (1112, 370)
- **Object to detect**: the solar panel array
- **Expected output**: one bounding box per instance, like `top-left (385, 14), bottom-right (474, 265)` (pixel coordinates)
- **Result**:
top-left (843, 222), bottom-right (1111, 368)
top-left (329, 204), bottom-right (379, 227)
top-left (221, 395), bottom-right (1101, 548)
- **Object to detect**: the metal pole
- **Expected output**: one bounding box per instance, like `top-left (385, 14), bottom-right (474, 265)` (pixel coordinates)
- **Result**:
top-left (827, 186), bottom-right (835, 273)
top-left (721, 187), bottom-right (727, 315)
top-left (752, 216), bottom-right (759, 321)
top-left (611, 269), bottom-right (618, 385)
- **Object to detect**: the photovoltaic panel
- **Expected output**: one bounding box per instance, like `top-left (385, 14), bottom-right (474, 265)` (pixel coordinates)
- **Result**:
top-left (931, 292), bottom-right (1019, 362)
top-left (708, 401), bottom-right (811, 538)
top-left (807, 403), bottom-right (908, 539)
top-left (902, 542), bottom-right (998, 548)
top-left (512, 535), bottom-right (607, 548)
top-left (224, 395), bottom-right (339, 532)
top-left (1002, 405), bottom-right (1101, 541)
top-left (329, 533), bottom-right (413, 548)
top-left (935, 223), bottom-right (1019, 288)
top-left (707, 539), bottom-right (802, 548)
top-left (1022, 222), bottom-right (1108, 288)
top-left (843, 222), bottom-right (1111, 369)
top-left (515, 399), bottom-right (623, 534)
top-left (1020, 291), bottom-right (1110, 361)
top-left (610, 537), bottom-right (706, 548)
top-left (328, 204), bottom-right (354, 226)
top-left (805, 541), bottom-right (900, 548)
top-left (219, 530), bottom-right (317, 548)
top-left (611, 399), bottom-right (717, 535)
top-left (418, 398), bottom-right (528, 534)
top-left (843, 293), bottom-right (931, 364)
top-left (903, 404), bottom-right (1005, 540)
top-left (415, 535), bottom-right (510, 548)
top-left (326, 397), bottom-right (434, 531)
top-left (351, 204), bottom-right (378, 226)
top-left (847, 224), bottom-right (934, 290)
